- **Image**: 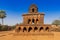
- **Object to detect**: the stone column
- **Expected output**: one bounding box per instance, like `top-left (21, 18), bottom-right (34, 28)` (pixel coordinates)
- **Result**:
top-left (35, 18), bottom-right (36, 24)
top-left (31, 18), bottom-right (32, 24)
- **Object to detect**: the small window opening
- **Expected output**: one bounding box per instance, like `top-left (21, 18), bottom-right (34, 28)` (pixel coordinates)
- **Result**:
top-left (32, 19), bottom-right (34, 24)
top-left (32, 8), bottom-right (34, 12)
top-left (28, 19), bottom-right (31, 24)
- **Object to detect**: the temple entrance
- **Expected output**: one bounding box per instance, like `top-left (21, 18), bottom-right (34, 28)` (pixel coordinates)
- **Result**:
top-left (23, 27), bottom-right (27, 32)
top-left (39, 27), bottom-right (43, 31)
top-left (15, 27), bottom-right (21, 33)
top-left (28, 27), bottom-right (32, 32)
top-left (45, 27), bottom-right (49, 31)
top-left (34, 27), bottom-right (38, 32)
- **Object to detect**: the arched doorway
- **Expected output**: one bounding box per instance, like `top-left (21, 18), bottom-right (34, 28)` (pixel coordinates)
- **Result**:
top-left (39, 27), bottom-right (43, 31)
top-left (45, 27), bottom-right (49, 31)
top-left (18, 27), bottom-right (21, 30)
top-left (23, 27), bottom-right (27, 32)
top-left (15, 27), bottom-right (21, 32)
top-left (28, 27), bottom-right (32, 32)
top-left (34, 27), bottom-right (38, 32)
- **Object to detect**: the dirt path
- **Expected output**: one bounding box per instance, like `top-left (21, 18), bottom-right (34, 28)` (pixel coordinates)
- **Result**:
top-left (0, 31), bottom-right (60, 40)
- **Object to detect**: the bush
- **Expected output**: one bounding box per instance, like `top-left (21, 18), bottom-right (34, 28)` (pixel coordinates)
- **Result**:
top-left (0, 26), bottom-right (2, 31)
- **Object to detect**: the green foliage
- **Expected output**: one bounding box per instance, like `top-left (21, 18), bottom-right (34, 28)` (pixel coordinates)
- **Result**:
top-left (0, 25), bottom-right (2, 31)
top-left (0, 10), bottom-right (6, 25)
top-left (51, 20), bottom-right (60, 31)
top-left (52, 20), bottom-right (60, 26)
top-left (0, 10), bottom-right (5, 13)
top-left (0, 10), bottom-right (6, 18)
top-left (2, 26), bottom-right (8, 31)
top-left (0, 25), bottom-right (16, 31)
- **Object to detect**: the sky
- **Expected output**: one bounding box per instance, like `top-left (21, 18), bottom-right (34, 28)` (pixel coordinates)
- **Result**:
top-left (0, 0), bottom-right (60, 26)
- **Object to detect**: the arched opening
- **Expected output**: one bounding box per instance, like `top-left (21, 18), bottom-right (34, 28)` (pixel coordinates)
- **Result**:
top-left (15, 27), bottom-right (21, 32)
top-left (45, 27), bottom-right (49, 31)
top-left (28, 19), bottom-right (31, 24)
top-left (39, 27), bottom-right (43, 31)
top-left (32, 8), bottom-right (34, 12)
top-left (28, 27), bottom-right (32, 32)
top-left (36, 19), bottom-right (38, 21)
top-left (34, 27), bottom-right (38, 32)
top-left (32, 19), bottom-right (34, 24)
top-left (36, 19), bottom-right (38, 24)
top-left (23, 27), bottom-right (27, 32)
top-left (18, 27), bottom-right (21, 30)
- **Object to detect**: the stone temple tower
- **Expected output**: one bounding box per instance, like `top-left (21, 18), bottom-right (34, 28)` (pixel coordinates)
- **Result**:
top-left (23, 4), bottom-right (44, 25)
top-left (15, 4), bottom-right (52, 33)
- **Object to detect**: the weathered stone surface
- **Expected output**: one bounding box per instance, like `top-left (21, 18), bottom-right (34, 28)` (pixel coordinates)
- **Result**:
top-left (15, 4), bottom-right (51, 33)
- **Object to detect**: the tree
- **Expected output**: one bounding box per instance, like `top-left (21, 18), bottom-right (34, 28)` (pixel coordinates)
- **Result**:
top-left (0, 10), bottom-right (6, 25)
top-left (52, 20), bottom-right (60, 26)
top-left (2, 26), bottom-right (8, 31)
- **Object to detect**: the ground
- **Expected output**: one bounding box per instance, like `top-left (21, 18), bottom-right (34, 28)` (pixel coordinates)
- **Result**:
top-left (0, 31), bottom-right (60, 40)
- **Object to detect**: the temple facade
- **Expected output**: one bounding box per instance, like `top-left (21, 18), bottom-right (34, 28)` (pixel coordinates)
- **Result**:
top-left (15, 4), bottom-right (52, 33)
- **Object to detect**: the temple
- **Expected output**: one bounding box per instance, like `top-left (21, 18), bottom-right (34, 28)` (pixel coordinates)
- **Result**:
top-left (15, 4), bottom-right (52, 33)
